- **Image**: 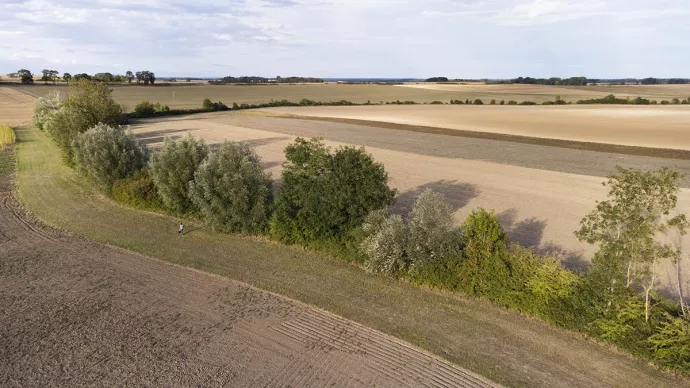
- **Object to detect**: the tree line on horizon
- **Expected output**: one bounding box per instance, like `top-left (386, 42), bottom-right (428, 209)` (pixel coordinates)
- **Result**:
top-left (11, 69), bottom-right (156, 85)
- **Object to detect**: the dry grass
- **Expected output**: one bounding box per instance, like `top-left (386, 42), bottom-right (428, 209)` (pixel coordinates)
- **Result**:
top-left (0, 87), bottom-right (35, 125)
top-left (14, 125), bottom-right (689, 387)
top-left (8, 82), bottom-right (690, 112)
top-left (0, 124), bottom-right (16, 148)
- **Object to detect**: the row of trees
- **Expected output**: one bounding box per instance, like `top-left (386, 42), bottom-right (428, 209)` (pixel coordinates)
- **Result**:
top-left (33, 80), bottom-right (690, 373)
top-left (217, 76), bottom-right (324, 84)
top-left (13, 69), bottom-right (155, 85)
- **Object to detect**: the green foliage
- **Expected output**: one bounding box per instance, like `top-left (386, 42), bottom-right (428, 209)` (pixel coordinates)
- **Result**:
top-left (133, 100), bottom-right (170, 117)
top-left (112, 170), bottom-right (163, 210)
top-left (33, 91), bottom-right (63, 131)
top-left (507, 100), bottom-right (518, 105)
top-left (407, 189), bottom-right (462, 272)
top-left (499, 100), bottom-right (505, 105)
top-left (271, 137), bottom-right (395, 244)
top-left (473, 99), bottom-right (484, 105)
top-left (72, 124), bottom-right (147, 190)
top-left (361, 209), bottom-right (408, 274)
top-left (575, 167), bottom-right (687, 301)
top-left (17, 69), bottom-right (33, 84)
top-left (202, 98), bottom-right (228, 111)
top-left (189, 142), bottom-right (271, 234)
top-left (490, 99), bottom-right (496, 105)
top-left (44, 79), bottom-right (124, 164)
top-left (149, 135), bottom-right (208, 214)
top-left (648, 313), bottom-right (690, 371)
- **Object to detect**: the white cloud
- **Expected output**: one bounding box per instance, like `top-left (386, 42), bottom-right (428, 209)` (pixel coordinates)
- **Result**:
top-left (213, 33), bottom-right (234, 41)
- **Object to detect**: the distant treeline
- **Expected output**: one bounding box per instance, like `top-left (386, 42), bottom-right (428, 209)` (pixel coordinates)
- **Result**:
top-left (213, 76), bottom-right (324, 84)
top-left (425, 76), bottom-right (690, 85)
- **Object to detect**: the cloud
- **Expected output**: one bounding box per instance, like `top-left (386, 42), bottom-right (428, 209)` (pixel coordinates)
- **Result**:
top-left (0, 0), bottom-right (688, 78)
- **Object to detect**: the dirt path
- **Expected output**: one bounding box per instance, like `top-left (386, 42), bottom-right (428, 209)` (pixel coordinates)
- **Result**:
top-left (0, 87), bottom-right (35, 126)
top-left (0, 153), bottom-right (495, 387)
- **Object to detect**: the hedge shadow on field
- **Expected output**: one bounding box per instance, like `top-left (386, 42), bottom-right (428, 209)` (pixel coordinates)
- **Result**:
top-left (392, 180), bottom-right (479, 216)
top-left (133, 128), bottom-right (195, 148)
top-left (497, 208), bottom-right (589, 272)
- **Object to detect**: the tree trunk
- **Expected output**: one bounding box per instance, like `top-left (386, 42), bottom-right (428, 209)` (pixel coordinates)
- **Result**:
top-left (678, 259), bottom-right (688, 317)
top-left (645, 274), bottom-right (656, 323)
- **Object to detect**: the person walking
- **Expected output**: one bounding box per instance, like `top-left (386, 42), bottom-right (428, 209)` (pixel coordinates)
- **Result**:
top-left (179, 222), bottom-right (185, 235)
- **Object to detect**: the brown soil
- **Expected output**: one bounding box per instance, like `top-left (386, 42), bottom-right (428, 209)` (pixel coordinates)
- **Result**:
top-left (263, 105), bottom-right (690, 151)
top-left (0, 87), bottom-right (35, 126)
top-left (0, 152), bottom-right (495, 387)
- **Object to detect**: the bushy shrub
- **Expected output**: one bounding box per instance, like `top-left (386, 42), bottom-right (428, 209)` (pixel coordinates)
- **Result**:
top-left (473, 99), bottom-right (484, 105)
top-left (150, 135), bottom-right (208, 214)
top-left (500, 100), bottom-right (505, 105)
top-left (33, 91), bottom-right (63, 131)
top-left (202, 98), bottom-right (228, 111)
top-left (271, 137), bottom-right (395, 244)
top-left (430, 100), bottom-right (444, 104)
top-left (660, 100), bottom-right (670, 105)
top-left (407, 189), bottom-right (462, 272)
top-left (519, 101), bottom-right (537, 105)
top-left (133, 100), bottom-right (156, 117)
top-left (112, 170), bottom-right (163, 210)
top-left (648, 313), bottom-right (690, 371)
top-left (72, 123), bottom-right (147, 189)
top-left (507, 100), bottom-right (518, 105)
top-left (361, 209), bottom-right (408, 274)
top-left (45, 79), bottom-right (123, 164)
top-left (189, 142), bottom-right (271, 234)
top-left (490, 99), bottom-right (496, 105)
top-left (671, 98), bottom-right (681, 105)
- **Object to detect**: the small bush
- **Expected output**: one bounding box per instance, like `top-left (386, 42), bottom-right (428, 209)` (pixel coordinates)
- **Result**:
top-left (648, 313), bottom-right (690, 371)
top-left (72, 123), bottom-right (147, 189)
top-left (189, 142), bottom-right (272, 234)
top-left (473, 99), bottom-right (484, 105)
top-left (507, 100), bottom-right (518, 105)
top-left (499, 100), bottom-right (505, 105)
top-left (430, 100), bottom-right (444, 104)
top-left (651, 100), bottom-right (658, 105)
top-left (671, 98), bottom-right (681, 105)
top-left (150, 135), bottom-right (208, 214)
top-left (202, 98), bottom-right (228, 111)
top-left (519, 101), bottom-right (537, 105)
top-left (133, 100), bottom-right (156, 117)
top-left (112, 170), bottom-right (163, 210)
top-left (660, 100), bottom-right (670, 105)
top-left (490, 99), bottom-right (496, 105)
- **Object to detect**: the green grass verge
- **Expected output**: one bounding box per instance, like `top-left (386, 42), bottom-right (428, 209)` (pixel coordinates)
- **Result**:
top-left (13, 126), bottom-right (688, 388)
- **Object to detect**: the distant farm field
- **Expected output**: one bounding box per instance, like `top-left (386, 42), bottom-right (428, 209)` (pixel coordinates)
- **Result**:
top-left (0, 87), bottom-right (35, 125)
top-left (264, 105), bottom-right (690, 150)
top-left (7, 82), bottom-right (690, 112)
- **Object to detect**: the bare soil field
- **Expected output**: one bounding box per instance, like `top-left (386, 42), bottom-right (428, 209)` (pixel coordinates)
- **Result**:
top-left (0, 149), bottom-right (494, 387)
top-left (8, 81), bottom-right (688, 110)
top-left (132, 112), bottom-right (690, 294)
top-left (0, 87), bottom-right (34, 125)
top-left (264, 105), bottom-right (690, 150)
top-left (399, 83), bottom-right (690, 101)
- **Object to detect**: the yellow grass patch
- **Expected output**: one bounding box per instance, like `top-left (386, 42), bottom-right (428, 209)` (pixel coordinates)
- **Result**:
top-left (0, 124), bottom-right (16, 147)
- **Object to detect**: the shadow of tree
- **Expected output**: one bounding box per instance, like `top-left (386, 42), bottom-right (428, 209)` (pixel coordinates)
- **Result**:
top-left (240, 136), bottom-right (292, 148)
top-left (497, 208), bottom-right (590, 272)
top-left (392, 180), bottom-right (479, 216)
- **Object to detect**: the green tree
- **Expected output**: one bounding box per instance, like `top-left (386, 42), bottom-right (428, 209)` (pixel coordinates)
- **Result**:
top-left (125, 71), bottom-right (134, 84)
top-left (575, 167), bottom-right (688, 322)
top-left (648, 312), bottom-right (690, 371)
top-left (271, 138), bottom-right (395, 244)
top-left (189, 142), bottom-right (272, 234)
top-left (18, 69), bottom-right (33, 84)
top-left (72, 123), bottom-right (147, 189)
top-left (63, 72), bottom-right (71, 83)
top-left (44, 79), bottom-right (124, 164)
top-left (150, 135), bottom-right (208, 214)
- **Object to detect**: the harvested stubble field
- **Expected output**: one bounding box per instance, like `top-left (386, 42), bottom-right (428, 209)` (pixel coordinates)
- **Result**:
top-left (0, 87), bottom-right (35, 125)
top-left (132, 111), bottom-right (690, 293)
top-left (264, 105), bottom-right (690, 151)
top-left (0, 146), bottom-right (494, 387)
top-left (6, 82), bottom-right (690, 110)
top-left (8, 122), bottom-right (689, 386)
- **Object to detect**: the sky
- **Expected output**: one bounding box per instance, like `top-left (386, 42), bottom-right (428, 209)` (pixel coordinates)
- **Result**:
top-left (1, 0), bottom-right (689, 78)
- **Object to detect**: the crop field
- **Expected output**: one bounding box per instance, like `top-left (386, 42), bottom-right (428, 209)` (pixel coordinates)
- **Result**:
top-left (0, 87), bottom-right (35, 125)
top-left (131, 110), bottom-right (690, 294)
top-left (6, 82), bottom-right (690, 112)
top-left (264, 105), bottom-right (690, 150)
